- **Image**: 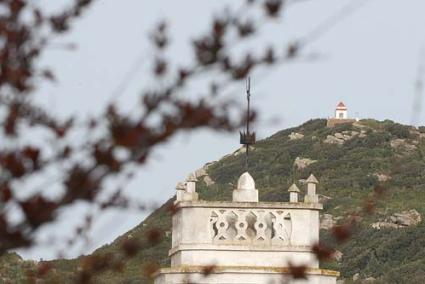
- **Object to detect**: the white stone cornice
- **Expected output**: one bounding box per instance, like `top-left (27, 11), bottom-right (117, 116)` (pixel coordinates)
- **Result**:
top-left (175, 200), bottom-right (323, 210)
top-left (168, 243), bottom-right (314, 257)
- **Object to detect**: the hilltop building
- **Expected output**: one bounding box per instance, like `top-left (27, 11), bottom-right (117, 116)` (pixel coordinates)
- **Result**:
top-left (335, 102), bottom-right (348, 119)
top-left (327, 102), bottom-right (356, 127)
top-left (153, 172), bottom-right (339, 283)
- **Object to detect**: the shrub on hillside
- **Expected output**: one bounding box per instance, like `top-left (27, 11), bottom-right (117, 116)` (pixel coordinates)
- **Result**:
top-left (384, 123), bottom-right (412, 139)
top-left (364, 132), bottom-right (392, 148)
top-left (358, 175), bottom-right (378, 189)
top-left (332, 122), bottom-right (354, 133)
top-left (300, 119), bottom-right (327, 133)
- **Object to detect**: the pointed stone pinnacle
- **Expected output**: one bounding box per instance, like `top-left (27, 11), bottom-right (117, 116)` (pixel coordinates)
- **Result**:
top-left (237, 172), bottom-right (256, 191)
top-left (186, 173), bottom-right (198, 182)
top-left (288, 183), bottom-right (300, 192)
top-left (306, 174), bottom-right (319, 184)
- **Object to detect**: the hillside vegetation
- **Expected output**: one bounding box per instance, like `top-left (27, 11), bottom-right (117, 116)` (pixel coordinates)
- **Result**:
top-left (2, 119), bottom-right (425, 283)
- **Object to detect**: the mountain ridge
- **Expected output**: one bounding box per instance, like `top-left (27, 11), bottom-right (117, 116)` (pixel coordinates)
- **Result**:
top-left (2, 118), bottom-right (425, 283)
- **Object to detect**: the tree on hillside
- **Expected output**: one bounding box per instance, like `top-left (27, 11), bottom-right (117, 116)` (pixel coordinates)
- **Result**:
top-left (0, 0), bottom-right (375, 282)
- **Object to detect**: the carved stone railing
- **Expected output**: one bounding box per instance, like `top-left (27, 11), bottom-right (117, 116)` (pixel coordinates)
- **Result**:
top-left (209, 209), bottom-right (292, 245)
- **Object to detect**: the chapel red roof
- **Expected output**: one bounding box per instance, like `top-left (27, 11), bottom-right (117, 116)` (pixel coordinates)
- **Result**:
top-left (336, 102), bottom-right (347, 109)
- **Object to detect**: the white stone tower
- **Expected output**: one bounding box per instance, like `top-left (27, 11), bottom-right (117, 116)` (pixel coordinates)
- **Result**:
top-left (153, 172), bottom-right (339, 283)
top-left (335, 102), bottom-right (348, 119)
top-left (154, 81), bottom-right (339, 283)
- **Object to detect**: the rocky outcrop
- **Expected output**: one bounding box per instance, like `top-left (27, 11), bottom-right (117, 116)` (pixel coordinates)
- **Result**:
top-left (408, 129), bottom-right (425, 139)
top-left (390, 138), bottom-right (417, 152)
top-left (371, 210), bottom-right (422, 229)
top-left (324, 130), bottom-right (364, 145)
top-left (294, 157), bottom-right (317, 169)
top-left (193, 162), bottom-right (216, 187)
top-left (373, 173), bottom-right (391, 182)
top-left (233, 146), bottom-right (255, 156)
top-left (233, 147), bottom-right (245, 156)
top-left (289, 132), bottom-right (304, 140)
top-left (350, 275), bottom-right (376, 283)
top-left (324, 135), bottom-right (345, 145)
top-left (203, 175), bottom-right (214, 186)
top-left (194, 167), bottom-right (207, 178)
top-left (320, 214), bottom-right (337, 230)
top-left (332, 250), bottom-right (343, 262)
top-left (334, 132), bottom-right (347, 139)
top-left (318, 194), bottom-right (332, 204)
top-left (354, 124), bottom-right (368, 134)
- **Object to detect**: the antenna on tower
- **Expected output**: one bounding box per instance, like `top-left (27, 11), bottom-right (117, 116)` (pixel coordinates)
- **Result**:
top-left (240, 77), bottom-right (256, 172)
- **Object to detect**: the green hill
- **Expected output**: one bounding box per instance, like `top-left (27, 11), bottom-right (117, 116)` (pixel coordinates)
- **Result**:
top-left (2, 119), bottom-right (425, 283)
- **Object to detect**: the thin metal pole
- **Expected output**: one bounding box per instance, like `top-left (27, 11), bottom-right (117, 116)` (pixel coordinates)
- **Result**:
top-left (246, 77), bottom-right (250, 171)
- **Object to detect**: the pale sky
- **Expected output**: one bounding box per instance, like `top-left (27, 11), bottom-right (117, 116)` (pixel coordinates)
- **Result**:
top-left (17, 0), bottom-right (425, 260)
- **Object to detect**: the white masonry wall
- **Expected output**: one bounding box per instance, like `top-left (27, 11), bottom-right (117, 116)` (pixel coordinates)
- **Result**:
top-left (156, 270), bottom-right (338, 284)
top-left (335, 109), bottom-right (348, 119)
top-left (169, 201), bottom-right (321, 268)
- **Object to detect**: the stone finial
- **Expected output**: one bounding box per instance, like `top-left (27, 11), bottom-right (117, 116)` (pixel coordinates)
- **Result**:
top-left (237, 172), bottom-right (255, 191)
top-left (233, 172), bottom-right (259, 202)
top-left (175, 182), bottom-right (187, 202)
top-left (175, 173), bottom-right (199, 203)
top-left (186, 173), bottom-right (197, 194)
top-left (288, 184), bottom-right (300, 192)
top-left (305, 173), bottom-right (319, 203)
top-left (288, 183), bottom-right (300, 203)
top-left (306, 174), bottom-right (319, 184)
top-left (186, 173), bottom-right (198, 182)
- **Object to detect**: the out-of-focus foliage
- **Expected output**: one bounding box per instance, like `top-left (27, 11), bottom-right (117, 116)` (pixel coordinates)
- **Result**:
top-left (1, 0), bottom-right (304, 259)
top-left (1, 0), bottom-right (421, 283)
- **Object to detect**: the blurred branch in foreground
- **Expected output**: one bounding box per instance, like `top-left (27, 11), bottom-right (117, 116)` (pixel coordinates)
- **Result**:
top-left (0, 0), bottom-right (376, 282)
